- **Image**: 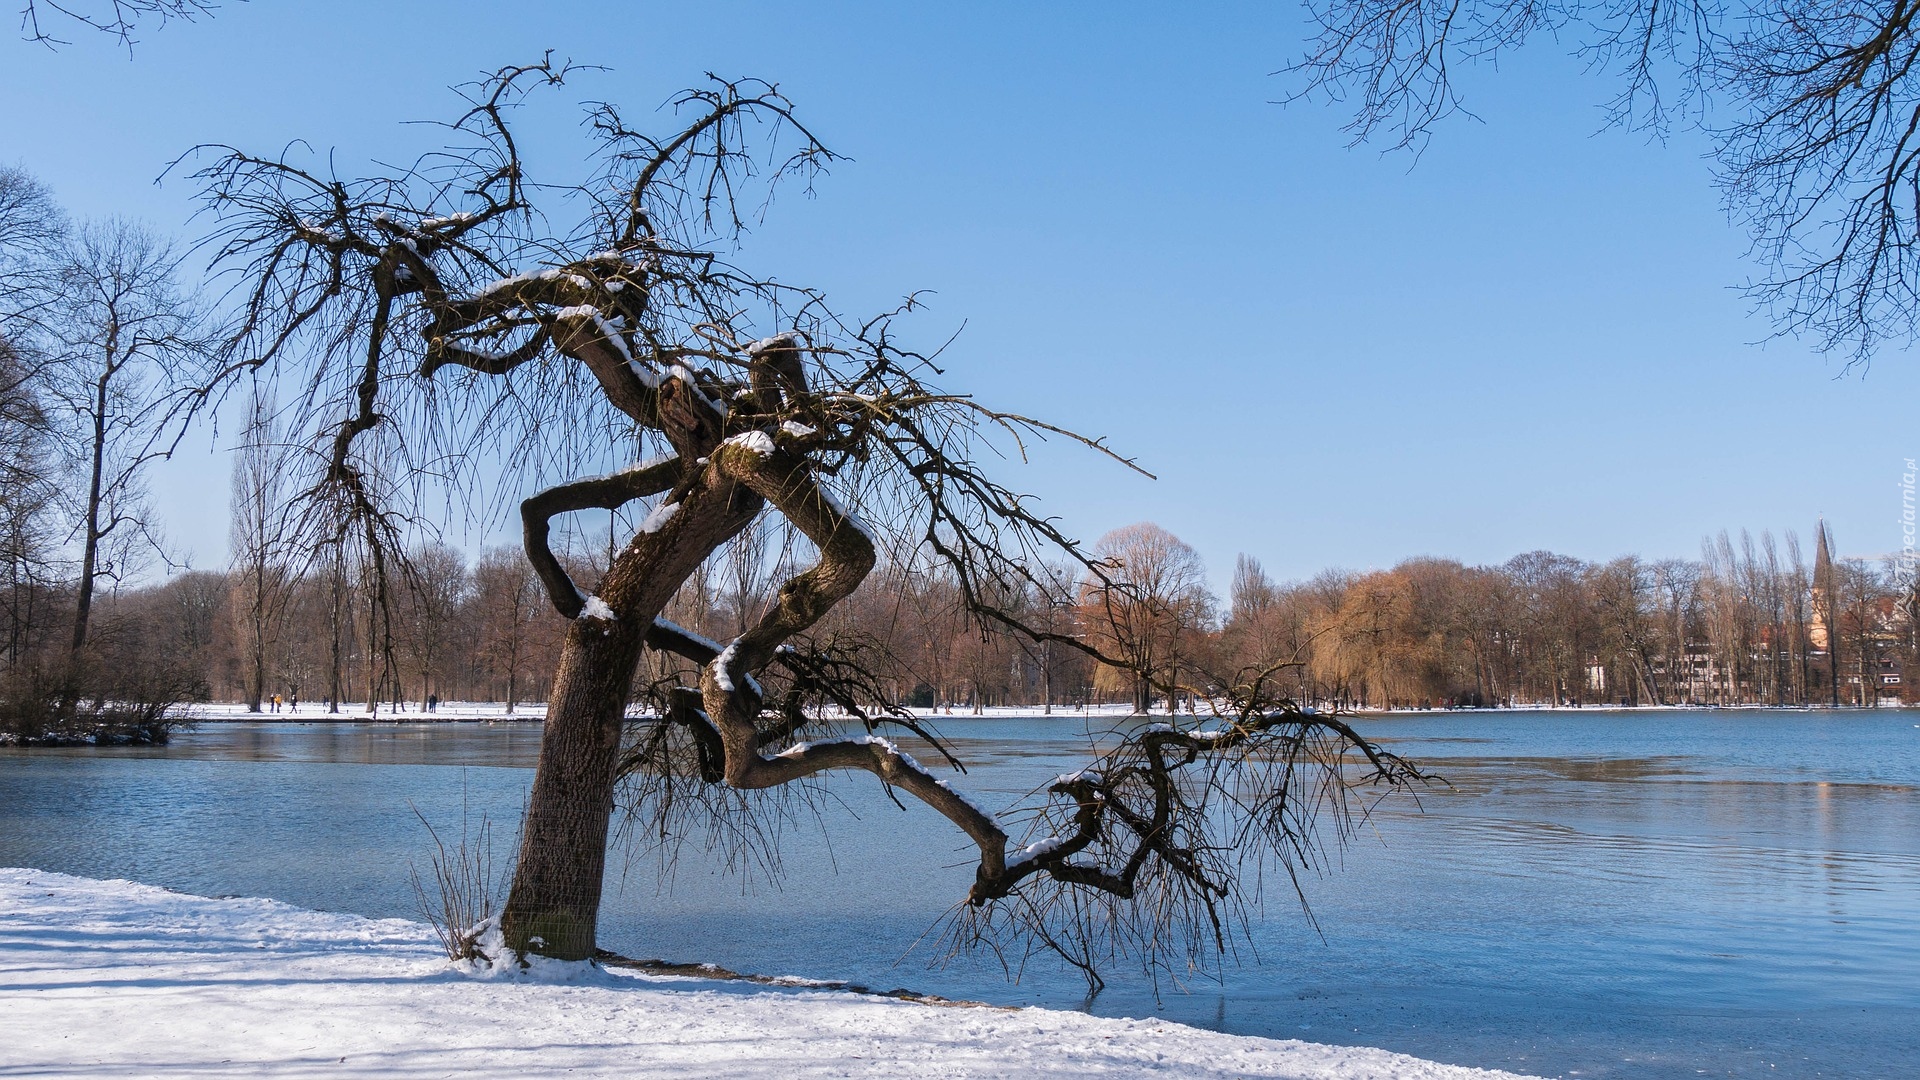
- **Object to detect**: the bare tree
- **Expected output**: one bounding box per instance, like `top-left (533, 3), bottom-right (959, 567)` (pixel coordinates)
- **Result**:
top-left (45, 219), bottom-right (201, 659)
top-left (1023, 561), bottom-right (1079, 713)
top-left (1592, 556), bottom-right (1661, 705)
top-left (0, 166), bottom-right (65, 336)
top-left (1834, 556), bottom-right (1890, 705)
top-left (227, 386), bottom-right (289, 712)
top-left (473, 545), bottom-right (551, 713)
top-left (1814, 519), bottom-right (1841, 704)
top-left (0, 338), bottom-right (62, 676)
top-left (188, 61), bottom-right (1421, 973)
top-left (17, 0), bottom-right (222, 48)
top-left (400, 541), bottom-right (468, 710)
top-left (1081, 523), bottom-right (1215, 714)
top-left (1288, 0), bottom-right (1920, 359)
top-left (0, 167), bottom-right (64, 590)
top-left (0, 168), bottom-right (69, 700)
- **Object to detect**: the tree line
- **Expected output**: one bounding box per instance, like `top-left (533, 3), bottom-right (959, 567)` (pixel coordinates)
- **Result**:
top-left (9, 490), bottom-right (1913, 718)
top-left (1220, 527), bottom-right (1918, 709)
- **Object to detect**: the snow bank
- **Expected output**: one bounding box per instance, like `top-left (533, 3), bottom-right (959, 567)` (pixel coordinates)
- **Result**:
top-left (0, 869), bottom-right (1539, 1079)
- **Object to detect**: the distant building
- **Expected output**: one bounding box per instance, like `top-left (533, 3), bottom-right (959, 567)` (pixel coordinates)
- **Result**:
top-left (1810, 518), bottom-right (1835, 651)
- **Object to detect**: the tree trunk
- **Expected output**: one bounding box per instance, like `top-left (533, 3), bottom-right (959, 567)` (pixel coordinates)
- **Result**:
top-left (327, 555), bottom-right (343, 714)
top-left (1859, 631), bottom-right (1873, 707)
top-left (1040, 638), bottom-right (1052, 715)
top-left (499, 463), bottom-right (761, 960)
top-left (365, 583), bottom-right (381, 718)
top-left (497, 619), bottom-right (643, 960)
top-left (69, 365), bottom-right (111, 658)
top-left (246, 604), bottom-right (266, 712)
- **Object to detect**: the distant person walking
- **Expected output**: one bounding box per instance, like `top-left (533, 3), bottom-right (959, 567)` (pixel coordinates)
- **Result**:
top-left (427, 694), bottom-right (438, 714)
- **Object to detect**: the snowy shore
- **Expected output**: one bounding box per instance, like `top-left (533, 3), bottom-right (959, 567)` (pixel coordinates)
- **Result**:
top-left (0, 868), bottom-right (1540, 1079)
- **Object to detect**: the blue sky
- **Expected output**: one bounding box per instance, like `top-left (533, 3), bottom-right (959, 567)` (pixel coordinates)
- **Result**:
top-left (5, 1), bottom-right (1915, 592)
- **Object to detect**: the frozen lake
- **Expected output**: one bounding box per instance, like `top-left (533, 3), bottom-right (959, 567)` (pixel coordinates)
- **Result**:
top-left (3, 708), bottom-right (1917, 1079)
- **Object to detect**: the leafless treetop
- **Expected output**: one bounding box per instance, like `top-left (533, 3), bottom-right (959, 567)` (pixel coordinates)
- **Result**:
top-left (1288, 0), bottom-right (1920, 359)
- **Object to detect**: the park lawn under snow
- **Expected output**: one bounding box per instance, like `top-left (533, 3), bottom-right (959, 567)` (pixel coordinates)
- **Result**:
top-left (0, 869), bottom-right (1541, 1080)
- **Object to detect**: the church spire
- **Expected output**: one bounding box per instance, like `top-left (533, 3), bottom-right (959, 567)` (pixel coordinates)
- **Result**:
top-left (1811, 518), bottom-right (1839, 705)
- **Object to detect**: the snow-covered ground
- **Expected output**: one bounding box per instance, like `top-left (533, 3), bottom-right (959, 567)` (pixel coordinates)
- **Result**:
top-left (0, 868), bottom-right (1540, 1079)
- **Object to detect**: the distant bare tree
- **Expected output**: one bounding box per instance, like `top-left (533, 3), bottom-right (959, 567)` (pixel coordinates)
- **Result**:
top-left (1592, 556), bottom-right (1662, 705)
top-left (159, 568), bottom-right (224, 692)
top-left (45, 219), bottom-right (202, 658)
top-left (0, 169), bottom-right (66, 698)
top-left (0, 339), bottom-right (62, 675)
top-left (474, 545), bottom-right (551, 713)
top-left (0, 166), bottom-right (65, 337)
top-left (400, 541), bottom-right (468, 710)
top-left (1023, 561), bottom-right (1079, 713)
top-left (1777, 532), bottom-right (1809, 702)
top-left (227, 387), bottom-right (290, 712)
top-left (1834, 556), bottom-right (1889, 706)
top-left (0, 167), bottom-right (64, 584)
top-left (1081, 523), bottom-right (1215, 714)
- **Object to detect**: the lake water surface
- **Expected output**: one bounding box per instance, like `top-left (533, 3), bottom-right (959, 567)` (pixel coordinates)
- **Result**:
top-left (3, 708), bottom-right (1916, 1079)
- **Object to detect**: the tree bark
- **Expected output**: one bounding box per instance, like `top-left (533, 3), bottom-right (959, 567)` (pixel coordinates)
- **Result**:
top-left (499, 460), bottom-right (760, 960)
top-left (495, 616), bottom-right (643, 960)
top-left (69, 360), bottom-right (112, 658)
top-left (327, 553), bottom-right (343, 714)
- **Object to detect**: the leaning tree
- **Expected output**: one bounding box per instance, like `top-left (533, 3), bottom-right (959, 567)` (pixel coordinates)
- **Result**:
top-left (187, 60), bottom-right (1423, 977)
